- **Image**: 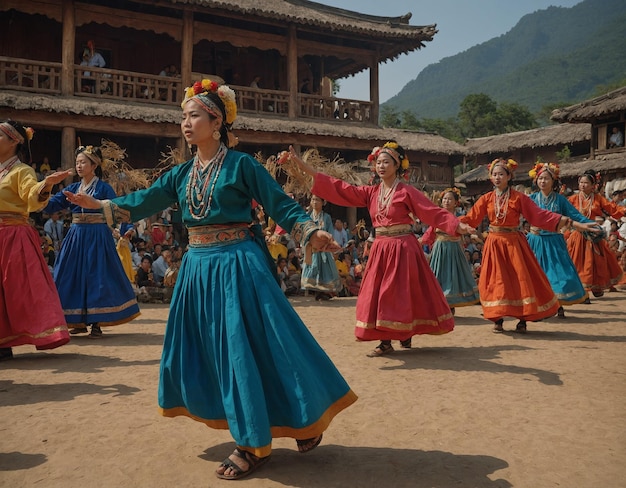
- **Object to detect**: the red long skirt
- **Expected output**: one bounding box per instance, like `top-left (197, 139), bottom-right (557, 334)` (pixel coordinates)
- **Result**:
top-left (355, 233), bottom-right (453, 341)
top-left (567, 231), bottom-right (623, 293)
top-left (0, 224), bottom-right (69, 350)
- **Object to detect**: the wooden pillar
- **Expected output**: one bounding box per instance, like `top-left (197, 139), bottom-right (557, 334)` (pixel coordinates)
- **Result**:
top-left (590, 118), bottom-right (597, 159)
top-left (346, 207), bottom-right (357, 236)
top-left (287, 25), bottom-right (298, 119)
top-left (61, 0), bottom-right (75, 96)
top-left (181, 10), bottom-right (193, 90)
top-left (61, 127), bottom-right (76, 176)
top-left (369, 52), bottom-right (380, 124)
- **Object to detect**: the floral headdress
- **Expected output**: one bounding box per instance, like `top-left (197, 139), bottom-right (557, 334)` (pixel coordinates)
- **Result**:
top-left (181, 79), bottom-right (237, 126)
top-left (0, 122), bottom-right (34, 145)
top-left (368, 141), bottom-right (410, 180)
top-left (77, 145), bottom-right (102, 165)
top-left (489, 157), bottom-right (518, 174)
top-left (441, 187), bottom-right (462, 203)
top-left (529, 161), bottom-right (560, 180)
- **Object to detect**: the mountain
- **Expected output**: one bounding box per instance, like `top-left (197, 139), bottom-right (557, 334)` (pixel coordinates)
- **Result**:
top-left (383, 0), bottom-right (626, 120)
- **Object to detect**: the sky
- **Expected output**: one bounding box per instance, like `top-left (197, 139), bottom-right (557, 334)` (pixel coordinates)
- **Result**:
top-left (320, 0), bottom-right (583, 102)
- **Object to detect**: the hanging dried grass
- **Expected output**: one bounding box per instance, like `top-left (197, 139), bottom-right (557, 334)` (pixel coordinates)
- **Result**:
top-left (99, 139), bottom-right (150, 195)
top-left (261, 148), bottom-right (366, 198)
top-left (150, 146), bottom-right (186, 183)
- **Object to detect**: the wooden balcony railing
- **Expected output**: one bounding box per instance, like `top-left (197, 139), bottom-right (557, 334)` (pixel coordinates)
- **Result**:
top-left (0, 57), bottom-right (374, 124)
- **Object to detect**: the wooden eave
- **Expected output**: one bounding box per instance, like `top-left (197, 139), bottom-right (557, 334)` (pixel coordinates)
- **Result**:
top-left (551, 86), bottom-right (626, 123)
top-left (0, 91), bottom-right (463, 156)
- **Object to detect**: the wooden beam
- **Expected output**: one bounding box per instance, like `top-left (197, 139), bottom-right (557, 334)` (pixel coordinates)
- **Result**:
top-left (61, 126), bottom-right (75, 172)
top-left (61, 0), bottom-right (75, 96)
top-left (181, 10), bottom-right (193, 90)
top-left (288, 26), bottom-right (298, 119)
top-left (369, 51), bottom-right (379, 118)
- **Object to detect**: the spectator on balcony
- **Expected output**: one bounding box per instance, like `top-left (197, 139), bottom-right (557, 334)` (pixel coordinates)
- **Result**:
top-left (249, 75), bottom-right (261, 89)
top-left (300, 78), bottom-right (311, 94)
top-left (80, 40), bottom-right (106, 93)
top-left (608, 126), bottom-right (624, 148)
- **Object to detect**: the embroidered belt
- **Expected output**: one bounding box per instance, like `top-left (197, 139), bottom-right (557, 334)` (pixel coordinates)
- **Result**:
top-left (0, 212), bottom-right (28, 226)
top-left (375, 224), bottom-right (412, 237)
top-left (489, 226), bottom-right (519, 233)
top-left (530, 226), bottom-right (542, 235)
top-left (436, 235), bottom-right (461, 242)
top-left (187, 223), bottom-right (251, 247)
top-left (72, 213), bottom-right (106, 224)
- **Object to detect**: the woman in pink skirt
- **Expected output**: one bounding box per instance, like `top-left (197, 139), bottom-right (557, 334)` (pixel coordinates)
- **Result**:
top-left (288, 142), bottom-right (475, 356)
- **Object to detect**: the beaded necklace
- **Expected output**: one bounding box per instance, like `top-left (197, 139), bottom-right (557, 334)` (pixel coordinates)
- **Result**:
top-left (493, 187), bottom-right (510, 224)
top-left (538, 191), bottom-right (557, 211)
top-left (577, 191), bottom-right (594, 218)
top-left (377, 178), bottom-right (399, 218)
top-left (0, 156), bottom-right (19, 184)
top-left (186, 143), bottom-right (227, 220)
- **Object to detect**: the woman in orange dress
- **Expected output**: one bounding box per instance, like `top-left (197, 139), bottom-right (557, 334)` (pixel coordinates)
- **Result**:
top-left (460, 158), bottom-right (573, 333)
top-left (567, 170), bottom-right (625, 297)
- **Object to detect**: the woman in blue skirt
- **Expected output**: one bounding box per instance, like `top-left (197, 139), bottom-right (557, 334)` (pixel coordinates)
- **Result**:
top-left (65, 79), bottom-right (357, 481)
top-left (527, 161), bottom-right (598, 318)
top-left (301, 194), bottom-right (342, 300)
top-left (45, 145), bottom-right (140, 337)
top-left (421, 187), bottom-right (480, 316)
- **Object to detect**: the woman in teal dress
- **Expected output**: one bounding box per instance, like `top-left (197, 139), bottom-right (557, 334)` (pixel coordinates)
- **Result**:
top-left (301, 194), bottom-right (342, 300)
top-left (65, 79), bottom-right (357, 481)
top-left (526, 162), bottom-right (597, 318)
top-left (420, 187), bottom-right (480, 313)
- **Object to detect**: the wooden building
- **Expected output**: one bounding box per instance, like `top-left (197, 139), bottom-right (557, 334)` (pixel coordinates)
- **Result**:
top-left (457, 123), bottom-right (591, 197)
top-left (550, 85), bottom-right (626, 195)
top-left (0, 0), bottom-right (465, 227)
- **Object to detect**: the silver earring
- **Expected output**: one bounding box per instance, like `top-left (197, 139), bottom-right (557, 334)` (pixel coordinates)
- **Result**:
top-left (212, 130), bottom-right (221, 141)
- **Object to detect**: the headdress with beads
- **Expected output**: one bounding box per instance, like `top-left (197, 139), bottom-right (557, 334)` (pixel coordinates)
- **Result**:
top-left (181, 79), bottom-right (237, 126)
top-left (367, 141), bottom-right (410, 181)
top-left (489, 157), bottom-right (518, 174)
top-left (529, 161), bottom-right (560, 180)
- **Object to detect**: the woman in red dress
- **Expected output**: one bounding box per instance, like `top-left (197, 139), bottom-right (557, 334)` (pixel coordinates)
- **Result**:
top-left (0, 120), bottom-right (72, 360)
top-left (567, 170), bottom-right (625, 297)
top-left (288, 142), bottom-right (475, 356)
top-left (460, 158), bottom-right (573, 333)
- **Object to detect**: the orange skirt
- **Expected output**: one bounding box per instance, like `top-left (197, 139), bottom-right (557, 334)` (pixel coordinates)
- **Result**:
top-left (566, 231), bottom-right (623, 292)
top-left (479, 231), bottom-right (558, 321)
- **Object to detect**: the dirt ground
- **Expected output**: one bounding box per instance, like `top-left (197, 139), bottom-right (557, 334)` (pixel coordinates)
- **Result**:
top-left (1, 292), bottom-right (625, 488)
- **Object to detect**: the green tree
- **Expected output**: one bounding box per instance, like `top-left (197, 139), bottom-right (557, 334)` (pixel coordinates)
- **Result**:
top-left (458, 94), bottom-right (499, 138)
top-left (380, 106), bottom-right (401, 128)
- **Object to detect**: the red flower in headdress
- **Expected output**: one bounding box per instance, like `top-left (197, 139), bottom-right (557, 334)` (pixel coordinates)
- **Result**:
top-left (192, 81), bottom-right (203, 95)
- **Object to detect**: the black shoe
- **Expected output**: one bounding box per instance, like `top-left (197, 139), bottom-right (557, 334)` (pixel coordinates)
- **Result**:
top-left (514, 321), bottom-right (527, 334)
top-left (0, 348), bottom-right (13, 361)
top-left (89, 324), bottom-right (103, 338)
top-left (70, 327), bottom-right (88, 335)
top-left (400, 338), bottom-right (412, 349)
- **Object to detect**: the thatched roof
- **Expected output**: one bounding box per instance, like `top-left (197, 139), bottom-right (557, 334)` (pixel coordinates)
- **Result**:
top-left (551, 86), bottom-right (626, 123)
top-left (456, 152), bottom-right (626, 184)
top-left (0, 91), bottom-right (465, 155)
top-left (463, 123), bottom-right (590, 156)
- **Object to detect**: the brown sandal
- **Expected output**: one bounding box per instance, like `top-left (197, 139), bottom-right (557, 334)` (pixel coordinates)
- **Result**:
top-left (215, 448), bottom-right (271, 480)
top-left (296, 433), bottom-right (323, 453)
top-left (366, 341), bottom-right (394, 357)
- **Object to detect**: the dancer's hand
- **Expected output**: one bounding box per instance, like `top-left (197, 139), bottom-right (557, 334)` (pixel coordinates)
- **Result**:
top-left (43, 169), bottom-right (74, 187)
top-left (63, 190), bottom-right (102, 209)
top-left (573, 221), bottom-right (602, 233)
top-left (309, 230), bottom-right (341, 253)
top-left (288, 145), bottom-right (317, 177)
top-left (456, 222), bottom-right (476, 235)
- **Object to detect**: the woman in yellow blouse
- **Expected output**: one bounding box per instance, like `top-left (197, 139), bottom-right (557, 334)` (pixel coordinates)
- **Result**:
top-left (0, 120), bottom-right (72, 360)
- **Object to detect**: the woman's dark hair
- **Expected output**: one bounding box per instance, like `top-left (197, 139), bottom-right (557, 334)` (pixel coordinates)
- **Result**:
top-left (579, 169), bottom-right (599, 186)
top-left (2, 119), bottom-right (28, 159)
top-left (75, 145), bottom-right (104, 177)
